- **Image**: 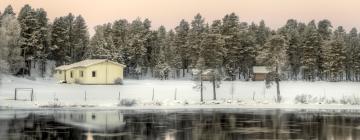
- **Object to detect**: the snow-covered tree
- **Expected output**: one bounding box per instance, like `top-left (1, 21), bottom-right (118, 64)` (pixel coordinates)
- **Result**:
top-left (0, 5), bottom-right (15, 26)
top-left (126, 18), bottom-right (148, 78)
top-left (278, 19), bottom-right (302, 79)
top-left (199, 30), bottom-right (226, 100)
top-left (174, 19), bottom-right (190, 77)
top-left (18, 4), bottom-right (38, 75)
top-left (343, 27), bottom-right (360, 81)
top-left (0, 15), bottom-right (23, 74)
top-left (301, 20), bottom-right (322, 81)
top-left (317, 19), bottom-right (332, 41)
top-left (87, 23), bottom-right (121, 62)
top-left (187, 13), bottom-right (206, 68)
top-left (192, 57), bottom-right (206, 102)
top-left (322, 28), bottom-right (346, 81)
top-left (221, 13), bottom-right (241, 80)
top-left (256, 20), bottom-right (271, 47)
top-left (50, 13), bottom-right (89, 65)
top-left (49, 17), bottom-right (69, 65)
top-left (257, 35), bottom-right (287, 103)
top-left (71, 15), bottom-right (89, 62)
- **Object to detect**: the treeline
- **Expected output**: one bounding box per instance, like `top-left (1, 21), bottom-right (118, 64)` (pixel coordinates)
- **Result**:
top-left (1, 4), bottom-right (360, 81)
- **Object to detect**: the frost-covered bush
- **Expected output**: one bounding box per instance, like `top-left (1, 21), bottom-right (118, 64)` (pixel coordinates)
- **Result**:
top-left (114, 78), bottom-right (124, 85)
top-left (294, 94), bottom-right (317, 104)
top-left (119, 99), bottom-right (137, 106)
top-left (340, 95), bottom-right (360, 105)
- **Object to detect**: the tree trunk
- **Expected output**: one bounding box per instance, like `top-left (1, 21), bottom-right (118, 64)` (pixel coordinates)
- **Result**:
top-left (276, 66), bottom-right (281, 103)
top-left (182, 69), bottom-right (185, 77)
top-left (212, 76), bottom-right (216, 100)
top-left (200, 71), bottom-right (203, 102)
top-left (276, 78), bottom-right (280, 103)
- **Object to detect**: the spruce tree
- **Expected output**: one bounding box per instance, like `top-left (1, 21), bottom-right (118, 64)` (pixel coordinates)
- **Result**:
top-left (257, 35), bottom-right (287, 102)
top-left (187, 13), bottom-right (206, 68)
top-left (72, 15), bottom-right (89, 62)
top-left (174, 19), bottom-right (190, 77)
top-left (301, 20), bottom-right (322, 81)
top-left (221, 13), bottom-right (241, 80)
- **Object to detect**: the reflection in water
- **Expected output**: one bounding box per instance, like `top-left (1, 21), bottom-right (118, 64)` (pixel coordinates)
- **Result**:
top-left (0, 109), bottom-right (360, 139)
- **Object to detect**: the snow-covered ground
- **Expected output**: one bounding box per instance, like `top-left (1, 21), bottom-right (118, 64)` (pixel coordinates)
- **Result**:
top-left (1, 74), bottom-right (360, 109)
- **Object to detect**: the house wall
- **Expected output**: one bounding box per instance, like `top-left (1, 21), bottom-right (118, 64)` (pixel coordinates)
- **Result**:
top-left (65, 68), bottom-right (78, 84)
top-left (56, 62), bottom-right (124, 84)
top-left (54, 70), bottom-right (66, 81)
top-left (79, 62), bottom-right (123, 84)
top-left (253, 73), bottom-right (266, 81)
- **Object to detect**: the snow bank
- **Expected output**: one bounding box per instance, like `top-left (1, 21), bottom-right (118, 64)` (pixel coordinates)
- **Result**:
top-left (1, 74), bottom-right (360, 109)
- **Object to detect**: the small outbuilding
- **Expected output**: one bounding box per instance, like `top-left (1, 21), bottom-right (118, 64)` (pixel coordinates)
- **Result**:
top-left (252, 66), bottom-right (269, 81)
top-left (54, 59), bottom-right (126, 85)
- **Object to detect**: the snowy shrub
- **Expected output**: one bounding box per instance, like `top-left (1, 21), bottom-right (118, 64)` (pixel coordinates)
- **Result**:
top-left (26, 76), bottom-right (36, 81)
top-left (340, 95), bottom-right (360, 105)
top-left (119, 99), bottom-right (137, 106)
top-left (114, 78), bottom-right (124, 85)
top-left (324, 97), bottom-right (338, 104)
top-left (294, 94), bottom-right (318, 104)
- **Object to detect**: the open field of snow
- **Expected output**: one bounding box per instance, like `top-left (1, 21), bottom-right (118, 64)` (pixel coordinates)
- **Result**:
top-left (1, 75), bottom-right (360, 109)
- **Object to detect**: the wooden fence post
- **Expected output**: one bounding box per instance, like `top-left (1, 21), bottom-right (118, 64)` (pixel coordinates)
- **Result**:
top-left (84, 91), bottom-right (87, 101)
top-left (152, 88), bottom-right (155, 101)
top-left (14, 88), bottom-right (17, 100)
top-left (174, 88), bottom-right (177, 100)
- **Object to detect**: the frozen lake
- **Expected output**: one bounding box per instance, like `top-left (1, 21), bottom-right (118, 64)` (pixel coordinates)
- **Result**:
top-left (1, 109), bottom-right (360, 139)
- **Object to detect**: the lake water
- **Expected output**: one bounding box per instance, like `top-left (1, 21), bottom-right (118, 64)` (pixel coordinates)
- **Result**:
top-left (0, 109), bottom-right (360, 140)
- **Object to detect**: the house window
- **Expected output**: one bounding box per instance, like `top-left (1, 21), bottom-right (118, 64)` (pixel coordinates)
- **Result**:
top-left (59, 71), bottom-right (62, 74)
top-left (92, 71), bottom-right (96, 77)
top-left (70, 71), bottom-right (73, 78)
top-left (80, 71), bottom-right (84, 77)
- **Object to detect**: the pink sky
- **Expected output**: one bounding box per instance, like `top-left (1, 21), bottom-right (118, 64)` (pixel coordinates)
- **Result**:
top-left (0, 0), bottom-right (359, 36)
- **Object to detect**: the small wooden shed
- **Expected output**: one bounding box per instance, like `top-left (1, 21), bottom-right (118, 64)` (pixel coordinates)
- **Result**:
top-left (252, 66), bottom-right (269, 81)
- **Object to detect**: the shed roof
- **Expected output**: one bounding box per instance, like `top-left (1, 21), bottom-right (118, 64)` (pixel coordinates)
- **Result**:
top-left (55, 59), bottom-right (126, 70)
top-left (253, 66), bottom-right (269, 73)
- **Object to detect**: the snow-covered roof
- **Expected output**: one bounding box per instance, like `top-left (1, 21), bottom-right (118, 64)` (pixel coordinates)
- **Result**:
top-left (55, 59), bottom-right (126, 70)
top-left (253, 66), bottom-right (269, 73)
top-left (55, 65), bottom-right (72, 70)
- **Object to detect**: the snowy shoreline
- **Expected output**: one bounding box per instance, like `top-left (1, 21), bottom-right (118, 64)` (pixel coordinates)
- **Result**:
top-left (1, 75), bottom-right (360, 110)
top-left (1, 100), bottom-right (360, 111)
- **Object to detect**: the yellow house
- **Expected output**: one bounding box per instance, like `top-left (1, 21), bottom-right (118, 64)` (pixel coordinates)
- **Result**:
top-left (54, 59), bottom-right (126, 85)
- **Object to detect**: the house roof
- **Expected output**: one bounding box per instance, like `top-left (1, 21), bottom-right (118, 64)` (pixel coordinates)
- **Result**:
top-left (253, 66), bottom-right (269, 73)
top-left (55, 59), bottom-right (126, 70)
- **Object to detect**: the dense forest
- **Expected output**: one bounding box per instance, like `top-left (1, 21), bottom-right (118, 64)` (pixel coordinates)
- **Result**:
top-left (1, 4), bottom-right (360, 82)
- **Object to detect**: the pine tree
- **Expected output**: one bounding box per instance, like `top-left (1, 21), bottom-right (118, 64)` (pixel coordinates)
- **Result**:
top-left (187, 13), bottom-right (206, 68)
top-left (33, 8), bottom-right (50, 77)
top-left (112, 19), bottom-right (129, 64)
top-left (301, 20), bottom-right (322, 81)
top-left (257, 35), bottom-right (287, 102)
top-left (153, 26), bottom-right (169, 79)
top-left (49, 17), bottom-right (69, 65)
top-left (50, 13), bottom-right (89, 65)
top-left (345, 28), bottom-right (360, 81)
top-left (278, 19), bottom-right (302, 79)
top-left (317, 19), bottom-right (332, 41)
top-left (256, 20), bottom-right (271, 47)
top-left (323, 30), bottom-right (346, 81)
top-left (238, 25), bottom-right (257, 80)
top-left (221, 13), bottom-right (241, 80)
top-left (0, 5), bottom-right (15, 26)
top-left (87, 23), bottom-right (121, 62)
top-left (125, 18), bottom-right (148, 78)
top-left (72, 15), bottom-right (89, 62)
top-left (18, 5), bottom-right (38, 75)
top-left (174, 19), bottom-right (190, 77)
top-left (0, 15), bottom-right (23, 74)
top-left (199, 26), bottom-right (226, 100)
